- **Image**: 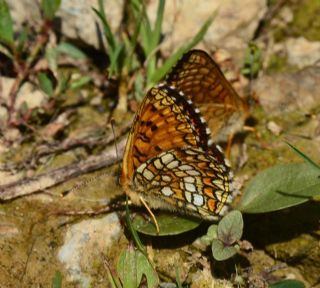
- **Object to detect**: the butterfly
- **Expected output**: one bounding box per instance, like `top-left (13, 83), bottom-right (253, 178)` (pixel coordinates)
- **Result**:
top-left (120, 84), bottom-right (233, 223)
top-left (165, 49), bottom-right (248, 142)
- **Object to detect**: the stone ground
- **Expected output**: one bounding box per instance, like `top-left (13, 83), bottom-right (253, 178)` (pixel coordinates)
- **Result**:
top-left (0, 0), bottom-right (320, 287)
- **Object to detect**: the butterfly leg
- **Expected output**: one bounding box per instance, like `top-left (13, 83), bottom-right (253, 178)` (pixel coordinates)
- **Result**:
top-left (225, 133), bottom-right (235, 159)
top-left (139, 196), bottom-right (160, 234)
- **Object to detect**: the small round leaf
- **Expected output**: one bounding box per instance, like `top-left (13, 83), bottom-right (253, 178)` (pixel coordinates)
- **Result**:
top-left (217, 210), bottom-right (243, 245)
top-left (211, 239), bottom-right (237, 261)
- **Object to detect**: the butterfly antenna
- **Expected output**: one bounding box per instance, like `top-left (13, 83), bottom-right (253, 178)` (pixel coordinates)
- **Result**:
top-left (110, 118), bottom-right (121, 184)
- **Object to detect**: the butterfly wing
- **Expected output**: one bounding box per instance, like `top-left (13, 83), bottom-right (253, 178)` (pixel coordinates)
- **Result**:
top-left (121, 85), bottom-right (212, 187)
top-left (166, 50), bottom-right (248, 140)
top-left (131, 147), bottom-right (232, 219)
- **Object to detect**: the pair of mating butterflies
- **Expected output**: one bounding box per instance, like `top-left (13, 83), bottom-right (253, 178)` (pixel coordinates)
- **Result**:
top-left (120, 50), bottom-right (247, 221)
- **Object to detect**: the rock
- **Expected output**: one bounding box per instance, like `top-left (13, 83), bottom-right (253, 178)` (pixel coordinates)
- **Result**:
top-left (266, 121), bottom-right (282, 136)
top-left (58, 213), bottom-right (121, 286)
top-left (147, 0), bottom-right (267, 64)
top-left (57, 0), bottom-right (124, 49)
top-left (0, 77), bottom-right (47, 110)
top-left (265, 234), bottom-right (320, 285)
top-left (285, 37), bottom-right (320, 68)
top-left (8, 0), bottom-right (266, 64)
top-left (253, 66), bottom-right (320, 115)
top-left (8, 0), bottom-right (124, 50)
top-left (0, 221), bottom-right (20, 237)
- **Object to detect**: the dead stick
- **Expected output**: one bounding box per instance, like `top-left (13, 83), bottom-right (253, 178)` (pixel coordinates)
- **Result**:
top-left (0, 138), bottom-right (126, 201)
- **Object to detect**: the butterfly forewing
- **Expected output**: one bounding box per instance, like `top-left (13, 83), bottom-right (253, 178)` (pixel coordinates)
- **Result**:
top-left (121, 85), bottom-right (211, 186)
top-left (165, 50), bottom-right (247, 139)
top-left (132, 147), bottom-right (231, 219)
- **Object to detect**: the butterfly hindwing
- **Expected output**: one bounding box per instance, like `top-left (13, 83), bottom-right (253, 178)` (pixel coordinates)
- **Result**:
top-left (132, 147), bottom-right (231, 219)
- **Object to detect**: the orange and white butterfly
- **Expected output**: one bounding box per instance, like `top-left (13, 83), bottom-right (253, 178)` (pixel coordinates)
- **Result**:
top-left (120, 83), bottom-right (233, 221)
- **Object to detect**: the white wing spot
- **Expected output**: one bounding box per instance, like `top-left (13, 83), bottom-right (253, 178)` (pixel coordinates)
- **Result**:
top-left (225, 158), bottom-right (231, 168)
top-left (179, 164), bottom-right (193, 171)
top-left (193, 194), bottom-right (204, 206)
top-left (162, 175), bottom-right (171, 182)
top-left (161, 153), bottom-right (174, 164)
top-left (161, 186), bottom-right (174, 196)
top-left (212, 179), bottom-right (225, 191)
top-left (185, 183), bottom-right (196, 192)
top-left (216, 145), bottom-right (223, 153)
top-left (136, 162), bottom-right (147, 173)
top-left (154, 158), bottom-right (163, 169)
top-left (186, 169), bottom-right (201, 176)
top-left (142, 169), bottom-right (154, 180)
top-left (185, 191), bottom-right (192, 203)
top-left (185, 149), bottom-right (197, 155)
top-left (184, 176), bottom-right (195, 183)
top-left (167, 160), bottom-right (179, 169)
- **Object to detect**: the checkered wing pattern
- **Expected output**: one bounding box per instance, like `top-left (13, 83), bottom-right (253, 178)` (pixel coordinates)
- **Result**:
top-left (121, 83), bottom-right (232, 219)
top-left (165, 49), bottom-right (247, 140)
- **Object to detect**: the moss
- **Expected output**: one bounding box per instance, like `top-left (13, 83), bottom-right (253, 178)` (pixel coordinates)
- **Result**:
top-left (291, 0), bottom-right (320, 41)
top-left (267, 54), bottom-right (288, 74)
top-left (269, 0), bottom-right (320, 43)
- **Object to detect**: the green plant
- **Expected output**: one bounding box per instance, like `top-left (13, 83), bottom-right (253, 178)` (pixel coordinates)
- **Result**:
top-left (51, 271), bottom-right (62, 288)
top-left (241, 41), bottom-right (262, 79)
top-left (94, 0), bottom-right (216, 105)
top-left (105, 198), bottom-right (159, 288)
top-left (269, 279), bottom-right (305, 288)
top-left (237, 143), bottom-right (320, 213)
top-left (0, 0), bottom-right (90, 129)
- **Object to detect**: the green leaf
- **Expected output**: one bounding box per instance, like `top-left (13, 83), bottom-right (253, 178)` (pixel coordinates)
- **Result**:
top-left (0, 0), bottom-right (14, 46)
top-left (132, 212), bottom-right (202, 236)
top-left (269, 279), bottom-right (305, 288)
top-left (150, 0), bottom-right (165, 50)
top-left (211, 239), bottom-right (238, 261)
top-left (125, 197), bottom-right (146, 254)
top-left (46, 47), bottom-right (58, 73)
top-left (70, 76), bottom-right (91, 90)
top-left (117, 247), bottom-right (159, 288)
top-left (52, 271), bottom-right (62, 288)
top-left (286, 142), bottom-right (320, 171)
top-left (105, 261), bottom-right (123, 288)
top-left (0, 43), bottom-right (13, 58)
top-left (56, 72), bottom-right (71, 94)
top-left (57, 42), bottom-right (88, 60)
top-left (242, 42), bottom-right (262, 78)
top-left (41, 0), bottom-right (61, 20)
top-left (38, 72), bottom-right (54, 97)
top-left (93, 1), bottom-right (116, 51)
top-left (217, 210), bottom-right (243, 245)
top-left (149, 11), bottom-right (216, 85)
top-left (237, 163), bottom-right (320, 213)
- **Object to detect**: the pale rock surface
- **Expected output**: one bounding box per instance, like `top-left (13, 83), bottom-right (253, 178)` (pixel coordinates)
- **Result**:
top-left (58, 213), bottom-right (121, 287)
